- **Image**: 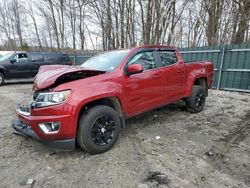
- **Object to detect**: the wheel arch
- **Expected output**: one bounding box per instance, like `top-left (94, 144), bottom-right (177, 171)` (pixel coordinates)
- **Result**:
top-left (0, 68), bottom-right (6, 85)
top-left (77, 96), bottom-right (125, 131)
top-left (0, 68), bottom-right (6, 78)
top-left (193, 77), bottom-right (208, 96)
top-left (185, 75), bottom-right (208, 98)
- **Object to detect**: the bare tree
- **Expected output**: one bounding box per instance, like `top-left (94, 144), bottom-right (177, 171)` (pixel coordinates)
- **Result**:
top-left (204, 0), bottom-right (224, 46)
top-left (231, 0), bottom-right (250, 43)
top-left (27, 2), bottom-right (43, 50)
top-left (48, 0), bottom-right (60, 49)
top-left (11, 0), bottom-right (24, 47)
top-left (0, 2), bottom-right (15, 49)
top-left (66, 0), bottom-right (77, 50)
top-left (77, 0), bottom-right (87, 51)
top-left (0, 0), bottom-right (249, 51)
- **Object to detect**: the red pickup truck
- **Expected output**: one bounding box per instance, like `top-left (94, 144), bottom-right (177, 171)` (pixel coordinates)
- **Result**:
top-left (12, 45), bottom-right (214, 154)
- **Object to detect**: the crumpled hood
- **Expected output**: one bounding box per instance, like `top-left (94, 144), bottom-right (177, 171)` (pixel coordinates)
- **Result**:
top-left (33, 65), bottom-right (105, 91)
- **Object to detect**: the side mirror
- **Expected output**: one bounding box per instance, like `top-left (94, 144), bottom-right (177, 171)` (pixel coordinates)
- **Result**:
top-left (10, 59), bottom-right (17, 64)
top-left (127, 64), bottom-right (143, 75)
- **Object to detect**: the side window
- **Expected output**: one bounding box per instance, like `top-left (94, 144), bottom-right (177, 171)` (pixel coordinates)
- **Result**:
top-left (128, 51), bottom-right (156, 70)
top-left (30, 54), bottom-right (44, 62)
top-left (47, 56), bottom-right (58, 63)
top-left (13, 53), bottom-right (28, 63)
top-left (58, 56), bottom-right (66, 62)
top-left (158, 51), bottom-right (178, 66)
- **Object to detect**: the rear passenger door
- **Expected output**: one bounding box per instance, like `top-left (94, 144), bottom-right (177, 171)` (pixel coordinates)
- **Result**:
top-left (28, 53), bottom-right (45, 76)
top-left (156, 50), bottom-right (185, 101)
top-left (45, 55), bottom-right (61, 65)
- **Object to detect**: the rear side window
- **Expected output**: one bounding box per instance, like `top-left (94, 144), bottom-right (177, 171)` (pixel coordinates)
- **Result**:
top-left (46, 54), bottom-right (70, 63)
top-left (58, 55), bottom-right (70, 62)
top-left (30, 54), bottom-right (44, 62)
top-left (46, 56), bottom-right (58, 63)
top-left (158, 51), bottom-right (178, 66)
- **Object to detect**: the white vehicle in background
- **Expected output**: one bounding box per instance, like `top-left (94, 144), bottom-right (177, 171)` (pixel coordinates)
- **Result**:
top-left (0, 51), bottom-right (13, 57)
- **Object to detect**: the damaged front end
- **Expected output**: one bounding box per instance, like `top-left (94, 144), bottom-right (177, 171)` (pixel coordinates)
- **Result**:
top-left (12, 65), bottom-right (105, 151)
top-left (12, 99), bottom-right (76, 151)
top-left (33, 65), bottom-right (105, 91)
top-left (12, 95), bottom-right (76, 150)
top-left (12, 119), bottom-right (75, 151)
top-left (32, 90), bottom-right (71, 108)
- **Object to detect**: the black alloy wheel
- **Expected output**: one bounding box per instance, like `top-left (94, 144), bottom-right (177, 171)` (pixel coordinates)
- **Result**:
top-left (91, 115), bottom-right (116, 146)
top-left (186, 85), bottom-right (206, 113)
top-left (77, 105), bottom-right (121, 154)
top-left (195, 92), bottom-right (205, 109)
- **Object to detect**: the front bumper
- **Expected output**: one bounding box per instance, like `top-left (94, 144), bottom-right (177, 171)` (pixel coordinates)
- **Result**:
top-left (12, 120), bottom-right (75, 151)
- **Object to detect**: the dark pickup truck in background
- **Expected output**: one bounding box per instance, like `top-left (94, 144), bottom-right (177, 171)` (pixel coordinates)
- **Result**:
top-left (0, 52), bottom-right (73, 85)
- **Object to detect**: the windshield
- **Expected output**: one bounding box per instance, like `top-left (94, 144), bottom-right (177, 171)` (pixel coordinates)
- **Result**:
top-left (81, 50), bottom-right (129, 71)
top-left (0, 53), bottom-right (13, 62)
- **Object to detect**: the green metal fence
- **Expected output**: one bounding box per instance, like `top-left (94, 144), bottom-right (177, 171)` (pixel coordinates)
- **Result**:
top-left (179, 44), bottom-right (250, 92)
top-left (70, 43), bottom-right (250, 92)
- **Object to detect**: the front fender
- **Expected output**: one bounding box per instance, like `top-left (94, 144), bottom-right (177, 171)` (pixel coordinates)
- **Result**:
top-left (67, 81), bottom-right (123, 124)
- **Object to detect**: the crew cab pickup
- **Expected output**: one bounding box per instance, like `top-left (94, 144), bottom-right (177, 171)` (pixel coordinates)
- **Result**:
top-left (12, 46), bottom-right (214, 154)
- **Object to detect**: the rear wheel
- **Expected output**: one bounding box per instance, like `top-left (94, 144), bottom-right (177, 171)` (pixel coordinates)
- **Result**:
top-left (186, 85), bottom-right (206, 113)
top-left (0, 72), bottom-right (5, 86)
top-left (77, 105), bottom-right (121, 154)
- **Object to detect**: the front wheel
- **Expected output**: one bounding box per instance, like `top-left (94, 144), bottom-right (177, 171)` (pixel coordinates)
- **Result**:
top-left (0, 73), bottom-right (5, 86)
top-left (186, 85), bottom-right (206, 113)
top-left (77, 105), bottom-right (121, 154)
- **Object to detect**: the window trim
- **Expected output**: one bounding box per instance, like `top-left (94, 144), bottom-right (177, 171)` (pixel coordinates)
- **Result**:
top-left (13, 53), bottom-right (29, 63)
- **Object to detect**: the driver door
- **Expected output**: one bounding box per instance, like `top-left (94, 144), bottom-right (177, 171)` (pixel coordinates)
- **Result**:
top-left (124, 50), bottom-right (165, 117)
top-left (8, 53), bottom-right (34, 78)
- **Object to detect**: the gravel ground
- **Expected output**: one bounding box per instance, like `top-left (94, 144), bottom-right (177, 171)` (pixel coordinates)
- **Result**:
top-left (0, 83), bottom-right (249, 188)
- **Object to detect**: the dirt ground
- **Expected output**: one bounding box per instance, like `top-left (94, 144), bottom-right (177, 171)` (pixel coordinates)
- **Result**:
top-left (0, 83), bottom-right (249, 188)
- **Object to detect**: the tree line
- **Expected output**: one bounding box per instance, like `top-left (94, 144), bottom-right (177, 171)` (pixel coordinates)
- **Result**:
top-left (0, 0), bottom-right (249, 52)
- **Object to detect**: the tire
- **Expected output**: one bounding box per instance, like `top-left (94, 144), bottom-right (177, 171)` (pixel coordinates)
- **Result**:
top-left (77, 105), bottom-right (121, 154)
top-left (186, 85), bottom-right (206, 113)
top-left (0, 72), bottom-right (5, 86)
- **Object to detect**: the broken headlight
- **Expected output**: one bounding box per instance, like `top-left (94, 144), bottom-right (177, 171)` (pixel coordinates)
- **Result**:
top-left (34, 90), bottom-right (71, 107)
